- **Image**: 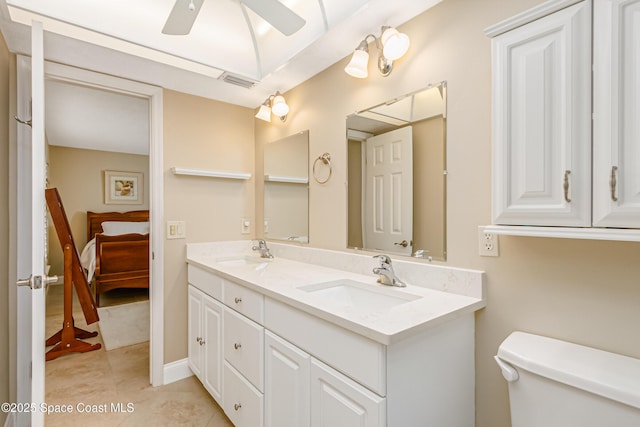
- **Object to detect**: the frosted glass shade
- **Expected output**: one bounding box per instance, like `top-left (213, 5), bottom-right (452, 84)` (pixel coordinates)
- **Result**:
top-left (344, 49), bottom-right (369, 78)
top-left (271, 95), bottom-right (289, 117)
top-left (381, 27), bottom-right (410, 60)
top-left (255, 104), bottom-right (271, 122)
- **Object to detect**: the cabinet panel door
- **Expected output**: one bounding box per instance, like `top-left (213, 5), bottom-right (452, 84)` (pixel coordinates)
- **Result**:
top-left (491, 1), bottom-right (591, 226)
top-left (593, 0), bottom-right (640, 227)
top-left (187, 285), bottom-right (203, 380)
top-left (265, 331), bottom-right (310, 427)
top-left (310, 359), bottom-right (385, 427)
top-left (203, 294), bottom-right (223, 404)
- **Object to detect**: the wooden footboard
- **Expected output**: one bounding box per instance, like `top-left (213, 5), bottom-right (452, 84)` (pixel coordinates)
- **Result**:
top-left (94, 233), bottom-right (149, 306)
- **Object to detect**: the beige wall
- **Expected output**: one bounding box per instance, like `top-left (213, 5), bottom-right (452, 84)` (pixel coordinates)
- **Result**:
top-left (0, 29), bottom-right (10, 427)
top-left (254, 1), bottom-right (640, 426)
top-left (47, 145), bottom-right (150, 275)
top-left (163, 89), bottom-right (254, 363)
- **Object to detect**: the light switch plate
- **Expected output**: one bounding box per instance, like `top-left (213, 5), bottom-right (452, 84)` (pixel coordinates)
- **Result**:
top-left (167, 220), bottom-right (186, 239)
top-left (241, 218), bottom-right (251, 234)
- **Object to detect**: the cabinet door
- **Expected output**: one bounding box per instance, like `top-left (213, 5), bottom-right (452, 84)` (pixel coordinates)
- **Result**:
top-left (203, 293), bottom-right (223, 404)
top-left (491, 1), bottom-right (591, 226)
top-left (187, 285), bottom-right (204, 380)
top-left (265, 331), bottom-right (310, 427)
top-left (310, 359), bottom-right (385, 427)
top-left (593, 0), bottom-right (640, 227)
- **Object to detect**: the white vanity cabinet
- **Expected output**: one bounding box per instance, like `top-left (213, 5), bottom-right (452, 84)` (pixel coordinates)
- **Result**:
top-left (187, 285), bottom-right (223, 404)
top-left (488, 0), bottom-right (640, 236)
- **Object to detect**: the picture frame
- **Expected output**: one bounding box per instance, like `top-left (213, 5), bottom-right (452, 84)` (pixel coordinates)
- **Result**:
top-left (104, 170), bottom-right (143, 205)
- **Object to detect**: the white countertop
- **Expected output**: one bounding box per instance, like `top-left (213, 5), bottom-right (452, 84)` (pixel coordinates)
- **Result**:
top-left (187, 242), bottom-right (486, 345)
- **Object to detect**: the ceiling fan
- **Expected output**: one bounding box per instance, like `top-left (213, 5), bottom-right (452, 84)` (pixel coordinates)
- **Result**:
top-left (162, 0), bottom-right (306, 36)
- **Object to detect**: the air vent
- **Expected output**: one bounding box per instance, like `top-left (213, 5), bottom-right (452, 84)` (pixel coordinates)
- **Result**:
top-left (219, 72), bottom-right (257, 89)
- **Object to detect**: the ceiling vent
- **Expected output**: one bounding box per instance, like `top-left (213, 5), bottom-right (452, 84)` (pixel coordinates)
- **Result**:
top-left (219, 72), bottom-right (257, 89)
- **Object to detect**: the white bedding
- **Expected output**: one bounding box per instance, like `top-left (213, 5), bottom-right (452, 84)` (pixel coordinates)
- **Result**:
top-left (80, 238), bottom-right (97, 281)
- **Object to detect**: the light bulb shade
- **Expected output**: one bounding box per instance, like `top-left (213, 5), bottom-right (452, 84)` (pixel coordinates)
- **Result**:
top-left (271, 94), bottom-right (289, 117)
top-left (344, 49), bottom-right (369, 78)
top-left (381, 27), bottom-right (410, 60)
top-left (255, 104), bottom-right (271, 122)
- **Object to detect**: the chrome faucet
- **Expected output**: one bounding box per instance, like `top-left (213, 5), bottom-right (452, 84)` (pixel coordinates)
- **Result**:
top-left (252, 239), bottom-right (274, 259)
top-left (372, 255), bottom-right (406, 287)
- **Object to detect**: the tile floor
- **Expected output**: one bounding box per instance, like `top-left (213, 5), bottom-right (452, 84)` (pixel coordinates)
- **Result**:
top-left (45, 285), bottom-right (233, 426)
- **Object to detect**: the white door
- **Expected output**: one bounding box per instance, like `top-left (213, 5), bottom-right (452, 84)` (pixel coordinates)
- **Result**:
top-left (592, 0), bottom-right (640, 227)
top-left (202, 293), bottom-right (223, 404)
top-left (187, 285), bottom-right (204, 380)
top-left (490, 1), bottom-right (591, 226)
top-left (265, 331), bottom-right (310, 427)
top-left (15, 22), bottom-right (48, 427)
top-left (363, 127), bottom-right (413, 254)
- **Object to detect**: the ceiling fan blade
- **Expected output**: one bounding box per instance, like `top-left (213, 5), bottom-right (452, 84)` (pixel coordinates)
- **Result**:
top-left (242, 0), bottom-right (306, 36)
top-left (162, 0), bottom-right (204, 35)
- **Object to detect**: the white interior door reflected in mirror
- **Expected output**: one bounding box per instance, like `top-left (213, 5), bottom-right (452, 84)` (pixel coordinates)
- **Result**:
top-left (364, 127), bottom-right (413, 255)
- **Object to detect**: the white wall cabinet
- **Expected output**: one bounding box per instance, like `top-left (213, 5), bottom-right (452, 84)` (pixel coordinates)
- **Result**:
top-left (592, 0), bottom-right (640, 227)
top-left (487, 0), bottom-right (640, 238)
top-left (188, 284), bottom-right (223, 404)
top-left (490, 0), bottom-right (592, 227)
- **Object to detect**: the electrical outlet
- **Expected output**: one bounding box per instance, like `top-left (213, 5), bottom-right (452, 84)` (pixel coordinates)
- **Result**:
top-left (241, 218), bottom-right (251, 234)
top-left (478, 226), bottom-right (499, 257)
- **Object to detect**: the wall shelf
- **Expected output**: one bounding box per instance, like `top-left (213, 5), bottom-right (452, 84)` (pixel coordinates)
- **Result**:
top-left (264, 174), bottom-right (309, 184)
top-left (485, 225), bottom-right (640, 242)
top-left (171, 167), bottom-right (251, 180)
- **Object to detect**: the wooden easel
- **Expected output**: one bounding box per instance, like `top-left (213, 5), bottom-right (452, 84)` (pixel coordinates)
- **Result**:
top-left (45, 188), bottom-right (101, 361)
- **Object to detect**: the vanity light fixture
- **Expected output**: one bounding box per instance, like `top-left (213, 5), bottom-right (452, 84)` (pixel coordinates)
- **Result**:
top-left (255, 91), bottom-right (290, 123)
top-left (344, 26), bottom-right (410, 78)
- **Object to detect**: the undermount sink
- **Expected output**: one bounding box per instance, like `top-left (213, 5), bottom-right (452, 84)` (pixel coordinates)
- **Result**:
top-left (299, 279), bottom-right (421, 311)
top-left (215, 256), bottom-right (271, 268)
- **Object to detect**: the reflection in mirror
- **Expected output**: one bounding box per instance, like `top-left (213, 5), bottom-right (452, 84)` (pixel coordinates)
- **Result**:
top-left (347, 82), bottom-right (446, 260)
top-left (263, 130), bottom-right (309, 243)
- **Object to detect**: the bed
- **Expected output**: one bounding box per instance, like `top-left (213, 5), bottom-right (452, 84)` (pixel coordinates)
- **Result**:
top-left (82, 210), bottom-right (150, 307)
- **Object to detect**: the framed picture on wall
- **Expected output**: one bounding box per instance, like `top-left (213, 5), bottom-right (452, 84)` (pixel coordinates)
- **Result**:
top-left (104, 170), bottom-right (143, 204)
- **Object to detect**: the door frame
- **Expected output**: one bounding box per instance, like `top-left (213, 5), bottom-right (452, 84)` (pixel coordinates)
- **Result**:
top-left (10, 61), bottom-right (165, 392)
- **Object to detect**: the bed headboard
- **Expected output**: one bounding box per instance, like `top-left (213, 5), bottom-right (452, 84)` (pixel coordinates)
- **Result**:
top-left (86, 210), bottom-right (149, 241)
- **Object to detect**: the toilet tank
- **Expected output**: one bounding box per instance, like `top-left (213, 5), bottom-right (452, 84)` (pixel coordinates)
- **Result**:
top-left (495, 332), bottom-right (640, 427)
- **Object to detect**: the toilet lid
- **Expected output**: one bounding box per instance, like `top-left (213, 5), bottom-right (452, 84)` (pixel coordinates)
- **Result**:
top-left (498, 332), bottom-right (640, 410)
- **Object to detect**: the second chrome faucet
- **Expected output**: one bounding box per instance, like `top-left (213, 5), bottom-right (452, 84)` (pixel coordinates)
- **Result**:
top-left (372, 254), bottom-right (406, 287)
top-left (252, 239), bottom-right (274, 259)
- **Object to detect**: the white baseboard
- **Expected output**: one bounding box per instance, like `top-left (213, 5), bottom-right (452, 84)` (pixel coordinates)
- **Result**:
top-left (163, 358), bottom-right (193, 385)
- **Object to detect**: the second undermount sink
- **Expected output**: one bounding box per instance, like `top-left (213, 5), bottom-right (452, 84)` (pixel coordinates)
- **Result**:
top-left (299, 279), bottom-right (421, 312)
top-left (215, 256), bottom-right (271, 268)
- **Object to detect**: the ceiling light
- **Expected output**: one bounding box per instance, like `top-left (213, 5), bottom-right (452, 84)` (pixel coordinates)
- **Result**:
top-left (344, 26), bottom-right (410, 78)
top-left (255, 91), bottom-right (289, 123)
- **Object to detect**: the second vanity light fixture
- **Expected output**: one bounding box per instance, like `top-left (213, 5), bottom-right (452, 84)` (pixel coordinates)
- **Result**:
top-left (255, 91), bottom-right (290, 123)
top-left (344, 26), bottom-right (410, 78)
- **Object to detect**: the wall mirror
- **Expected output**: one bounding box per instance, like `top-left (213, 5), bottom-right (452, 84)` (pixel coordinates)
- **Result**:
top-left (263, 130), bottom-right (309, 243)
top-left (346, 82), bottom-right (447, 260)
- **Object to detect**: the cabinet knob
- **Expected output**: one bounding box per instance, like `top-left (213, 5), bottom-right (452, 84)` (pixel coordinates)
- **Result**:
top-left (200, 339), bottom-right (205, 346)
top-left (234, 297), bottom-right (242, 304)
top-left (234, 403), bottom-right (242, 411)
top-left (196, 337), bottom-right (201, 344)
top-left (234, 342), bottom-right (242, 350)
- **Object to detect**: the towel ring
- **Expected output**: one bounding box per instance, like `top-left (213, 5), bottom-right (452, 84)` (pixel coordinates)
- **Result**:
top-left (313, 153), bottom-right (332, 184)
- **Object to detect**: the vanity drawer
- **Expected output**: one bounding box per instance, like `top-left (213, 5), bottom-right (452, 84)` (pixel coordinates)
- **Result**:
top-left (224, 280), bottom-right (264, 324)
top-left (265, 298), bottom-right (387, 396)
top-left (224, 361), bottom-right (264, 427)
top-left (224, 307), bottom-right (264, 392)
top-left (188, 265), bottom-right (223, 301)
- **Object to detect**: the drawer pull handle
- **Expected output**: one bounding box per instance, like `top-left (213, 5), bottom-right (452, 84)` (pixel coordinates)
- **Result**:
top-left (234, 342), bottom-right (242, 350)
top-left (196, 337), bottom-right (202, 344)
top-left (234, 297), bottom-right (242, 304)
top-left (563, 170), bottom-right (571, 203)
top-left (234, 403), bottom-right (242, 411)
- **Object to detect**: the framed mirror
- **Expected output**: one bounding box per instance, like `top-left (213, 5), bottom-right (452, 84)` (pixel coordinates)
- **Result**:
top-left (346, 82), bottom-right (446, 260)
top-left (263, 130), bottom-right (309, 243)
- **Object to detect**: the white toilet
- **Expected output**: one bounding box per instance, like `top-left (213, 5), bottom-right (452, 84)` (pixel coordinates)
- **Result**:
top-left (495, 331), bottom-right (640, 427)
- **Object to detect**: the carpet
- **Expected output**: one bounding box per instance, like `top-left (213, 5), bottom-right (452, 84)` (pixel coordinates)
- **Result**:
top-left (97, 300), bottom-right (149, 350)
